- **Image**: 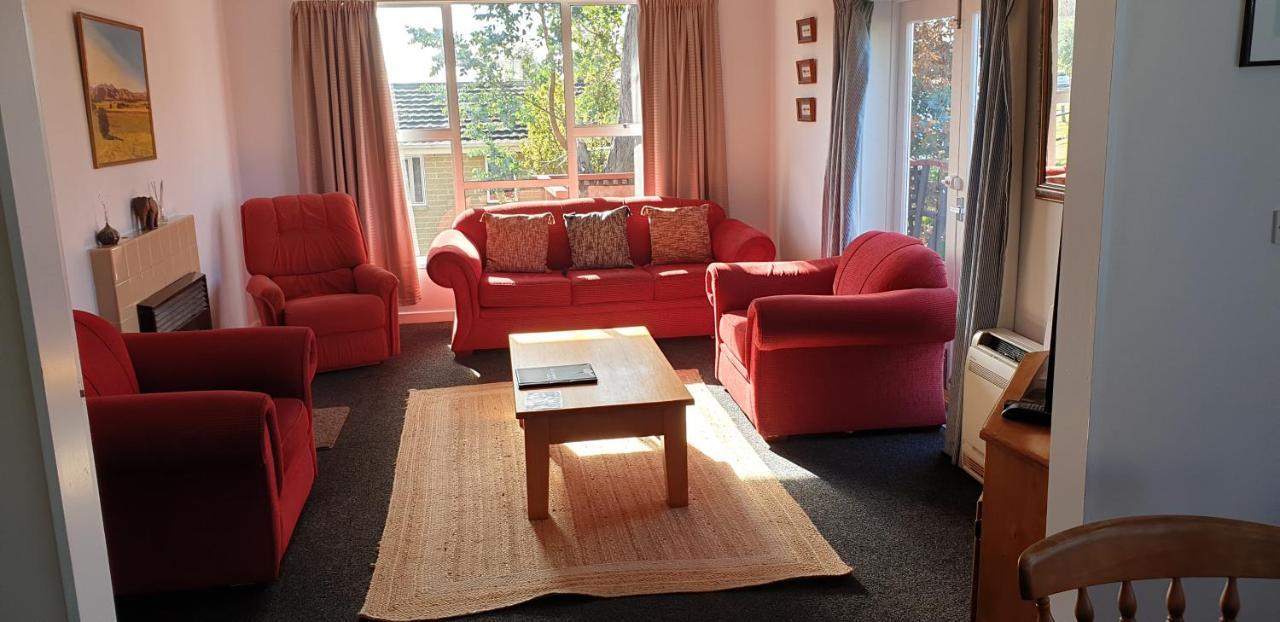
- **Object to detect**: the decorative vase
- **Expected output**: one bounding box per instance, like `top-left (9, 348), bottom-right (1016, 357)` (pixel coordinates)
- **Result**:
top-left (95, 218), bottom-right (120, 247)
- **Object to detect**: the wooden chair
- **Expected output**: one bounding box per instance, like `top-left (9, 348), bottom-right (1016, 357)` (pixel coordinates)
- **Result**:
top-left (1018, 515), bottom-right (1280, 621)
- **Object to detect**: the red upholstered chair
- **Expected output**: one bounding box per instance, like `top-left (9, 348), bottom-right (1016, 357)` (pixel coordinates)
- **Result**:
top-left (72, 311), bottom-right (317, 594)
top-left (707, 231), bottom-right (957, 439)
top-left (241, 193), bottom-right (400, 372)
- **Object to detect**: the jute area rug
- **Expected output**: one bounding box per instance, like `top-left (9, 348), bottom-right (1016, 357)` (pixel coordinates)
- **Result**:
top-left (361, 371), bottom-right (851, 621)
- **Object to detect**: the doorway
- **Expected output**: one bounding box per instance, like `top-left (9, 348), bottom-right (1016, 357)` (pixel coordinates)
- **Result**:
top-left (892, 0), bottom-right (980, 285)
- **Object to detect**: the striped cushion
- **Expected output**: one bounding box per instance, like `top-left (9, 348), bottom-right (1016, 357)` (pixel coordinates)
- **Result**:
top-left (483, 212), bottom-right (553, 273)
top-left (645, 205), bottom-right (713, 265)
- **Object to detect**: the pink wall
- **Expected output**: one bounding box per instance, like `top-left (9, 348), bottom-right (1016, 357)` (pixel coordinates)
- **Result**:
top-left (771, 0), bottom-right (835, 261)
top-left (718, 0), bottom-right (776, 239)
top-left (27, 0), bottom-right (251, 327)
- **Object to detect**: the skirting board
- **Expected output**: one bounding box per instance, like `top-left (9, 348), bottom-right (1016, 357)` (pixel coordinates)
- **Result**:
top-left (400, 309), bottom-right (453, 325)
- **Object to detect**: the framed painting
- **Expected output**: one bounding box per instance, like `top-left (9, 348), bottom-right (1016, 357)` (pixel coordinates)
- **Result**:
top-left (74, 13), bottom-right (157, 168)
top-left (1241, 0), bottom-right (1280, 66)
top-left (796, 59), bottom-right (817, 84)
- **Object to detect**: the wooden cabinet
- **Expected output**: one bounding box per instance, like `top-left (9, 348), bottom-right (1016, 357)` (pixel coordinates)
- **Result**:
top-left (972, 412), bottom-right (1050, 621)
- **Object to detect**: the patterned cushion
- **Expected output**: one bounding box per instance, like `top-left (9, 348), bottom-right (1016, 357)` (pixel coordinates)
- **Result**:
top-left (563, 206), bottom-right (633, 269)
top-left (644, 205), bottom-right (713, 265)
top-left (483, 212), bottom-right (553, 273)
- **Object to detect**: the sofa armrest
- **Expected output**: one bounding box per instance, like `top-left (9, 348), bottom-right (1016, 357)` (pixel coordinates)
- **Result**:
top-left (246, 275), bottom-right (285, 326)
top-left (711, 219), bottom-right (776, 263)
top-left (354, 263), bottom-right (399, 302)
top-left (427, 229), bottom-right (483, 354)
top-left (706, 257), bottom-right (840, 317)
top-left (123, 327), bottom-right (316, 403)
top-left (426, 230), bottom-right (482, 295)
top-left (87, 391), bottom-right (282, 483)
top-left (749, 288), bottom-right (958, 352)
top-left (354, 263), bottom-right (402, 356)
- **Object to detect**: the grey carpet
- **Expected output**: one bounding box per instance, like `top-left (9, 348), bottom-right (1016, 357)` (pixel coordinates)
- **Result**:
top-left (115, 323), bottom-right (981, 621)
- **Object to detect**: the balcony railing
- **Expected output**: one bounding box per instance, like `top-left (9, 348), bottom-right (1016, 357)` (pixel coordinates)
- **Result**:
top-left (907, 159), bottom-right (947, 256)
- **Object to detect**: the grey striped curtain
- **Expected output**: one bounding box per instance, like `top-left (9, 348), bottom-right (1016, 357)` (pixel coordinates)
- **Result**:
top-left (821, 0), bottom-right (875, 256)
top-left (943, 0), bottom-right (1030, 460)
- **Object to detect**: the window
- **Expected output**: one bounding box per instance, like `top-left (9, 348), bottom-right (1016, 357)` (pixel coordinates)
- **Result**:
top-left (379, 2), bottom-right (642, 255)
top-left (1037, 0), bottom-right (1073, 200)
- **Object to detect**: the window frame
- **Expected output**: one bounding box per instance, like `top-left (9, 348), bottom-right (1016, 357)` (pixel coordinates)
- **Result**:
top-left (1035, 0), bottom-right (1070, 202)
top-left (384, 0), bottom-right (643, 214)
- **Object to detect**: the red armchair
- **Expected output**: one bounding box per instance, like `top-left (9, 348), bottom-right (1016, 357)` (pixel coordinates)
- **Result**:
top-left (73, 311), bottom-right (318, 594)
top-left (707, 231), bottom-right (957, 439)
top-left (242, 193), bottom-right (400, 372)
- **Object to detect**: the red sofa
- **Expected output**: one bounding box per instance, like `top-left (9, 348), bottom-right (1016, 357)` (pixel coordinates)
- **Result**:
top-left (73, 311), bottom-right (317, 594)
top-left (427, 197), bottom-right (775, 354)
top-left (242, 193), bottom-right (400, 372)
top-left (707, 231), bottom-right (957, 439)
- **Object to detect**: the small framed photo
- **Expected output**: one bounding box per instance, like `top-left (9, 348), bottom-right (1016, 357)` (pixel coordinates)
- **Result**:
top-left (796, 59), bottom-right (817, 84)
top-left (1240, 0), bottom-right (1280, 66)
top-left (797, 17), bottom-right (817, 44)
top-left (796, 98), bottom-right (816, 123)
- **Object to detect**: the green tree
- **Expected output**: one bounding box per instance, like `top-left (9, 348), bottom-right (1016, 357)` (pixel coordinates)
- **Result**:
top-left (407, 4), bottom-right (637, 182)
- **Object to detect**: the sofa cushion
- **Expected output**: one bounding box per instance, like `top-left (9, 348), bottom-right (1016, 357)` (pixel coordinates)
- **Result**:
top-left (452, 198), bottom-right (728, 269)
top-left (568, 268), bottom-right (654, 305)
top-left (483, 212), bottom-right (554, 273)
top-left (564, 206), bottom-right (633, 269)
top-left (479, 272), bottom-right (572, 308)
top-left (285, 293), bottom-right (386, 336)
top-left (719, 310), bottom-right (750, 364)
top-left (647, 263), bottom-right (711, 301)
top-left (645, 204), bottom-right (714, 265)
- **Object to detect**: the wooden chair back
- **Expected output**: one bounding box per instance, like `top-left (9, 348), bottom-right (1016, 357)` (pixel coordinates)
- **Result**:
top-left (1018, 515), bottom-right (1280, 622)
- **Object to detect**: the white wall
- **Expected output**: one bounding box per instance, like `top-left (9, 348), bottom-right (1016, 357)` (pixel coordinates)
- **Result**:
top-left (1, 0), bottom-right (115, 618)
top-left (27, 0), bottom-right (250, 328)
top-left (1051, 0), bottom-right (1280, 615)
top-left (771, 0), bottom-right (834, 260)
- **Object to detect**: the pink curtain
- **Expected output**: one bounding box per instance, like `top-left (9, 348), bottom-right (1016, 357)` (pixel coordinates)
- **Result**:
top-left (638, 0), bottom-right (728, 204)
top-left (292, 0), bottom-right (420, 305)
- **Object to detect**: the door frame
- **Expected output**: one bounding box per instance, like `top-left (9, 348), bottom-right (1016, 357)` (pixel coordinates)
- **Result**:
top-left (888, 0), bottom-right (980, 285)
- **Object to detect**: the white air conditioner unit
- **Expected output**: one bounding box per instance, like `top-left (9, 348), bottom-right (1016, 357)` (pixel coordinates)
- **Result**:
top-left (959, 329), bottom-right (1045, 483)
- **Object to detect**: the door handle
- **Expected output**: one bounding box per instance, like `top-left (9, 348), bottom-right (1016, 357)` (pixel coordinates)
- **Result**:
top-left (943, 175), bottom-right (966, 191)
top-left (950, 197), bottom-right (966, 222)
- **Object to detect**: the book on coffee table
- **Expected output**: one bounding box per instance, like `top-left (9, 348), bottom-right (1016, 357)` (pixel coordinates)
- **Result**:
top-left (514, 363), bottom-right (597, 389)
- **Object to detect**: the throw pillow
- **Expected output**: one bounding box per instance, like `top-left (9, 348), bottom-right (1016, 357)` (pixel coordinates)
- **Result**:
top-left (563, 206), bottom-right (634, 269)
top-left (644, 204), bottom-right (714, 265)
top-left (483, 212), bottom-right (554, 273)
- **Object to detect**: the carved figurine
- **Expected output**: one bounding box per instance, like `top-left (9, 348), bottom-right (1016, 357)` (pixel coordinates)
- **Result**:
top-left (131, 196), bottom-right (159, 231)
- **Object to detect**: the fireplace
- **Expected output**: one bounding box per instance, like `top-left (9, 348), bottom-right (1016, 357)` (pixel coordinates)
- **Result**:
top-left (137, 272), bottom-right (212, 332)
top-left (89, 215), bottom-right (201, 332)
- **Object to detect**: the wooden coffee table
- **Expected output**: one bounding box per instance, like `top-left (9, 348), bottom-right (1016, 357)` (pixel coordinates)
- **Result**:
top-left (509, 326), bottom-right (695, 520)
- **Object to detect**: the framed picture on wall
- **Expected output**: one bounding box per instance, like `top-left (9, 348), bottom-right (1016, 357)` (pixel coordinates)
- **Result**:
top-left (797, 17), bottom-right (817, 44)
top-left (796, 98), bottom-right (817, 122)
top-left (796, 59), bottom-right (817, 84)
top-left (74, 13), bottom-right (157, 168)
top-left (1240, 0), bottom-right (1280, 66)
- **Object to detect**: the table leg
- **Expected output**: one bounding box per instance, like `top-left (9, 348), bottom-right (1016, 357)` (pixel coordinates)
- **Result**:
top-left (663, 405), bottom-right (688, 508)
top-left (523, 417), bottom-right (550, 520)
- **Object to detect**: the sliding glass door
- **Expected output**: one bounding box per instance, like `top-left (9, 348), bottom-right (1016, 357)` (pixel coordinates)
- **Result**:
top-left (378, 1), bottom-right (641, 258)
